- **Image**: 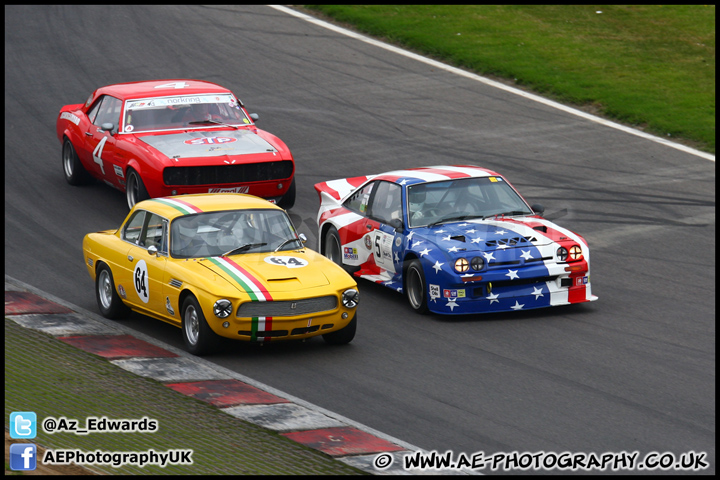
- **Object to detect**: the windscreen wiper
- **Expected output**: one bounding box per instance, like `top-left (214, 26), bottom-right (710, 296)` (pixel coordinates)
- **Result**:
top-left (221, 243), bottom-right (267, 257)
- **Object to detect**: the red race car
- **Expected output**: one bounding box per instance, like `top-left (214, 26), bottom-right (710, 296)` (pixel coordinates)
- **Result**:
top-left (57, 79), bottom-right (295, 209)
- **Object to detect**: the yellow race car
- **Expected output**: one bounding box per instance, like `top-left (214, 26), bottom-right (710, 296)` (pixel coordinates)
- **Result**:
top-left (82, 194), bottom-right (359, 355)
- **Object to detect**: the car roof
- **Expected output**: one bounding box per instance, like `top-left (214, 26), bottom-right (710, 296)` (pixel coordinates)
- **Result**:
top-left (373, 165), bottom-right (501, 186)
top-left (96, 79), bottom-right (232, 101)
top-left (134, 194), bottom-right (282, 220)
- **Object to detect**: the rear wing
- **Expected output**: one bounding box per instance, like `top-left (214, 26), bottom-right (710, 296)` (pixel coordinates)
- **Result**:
top-left (313, 175), bottom-right (375, 204)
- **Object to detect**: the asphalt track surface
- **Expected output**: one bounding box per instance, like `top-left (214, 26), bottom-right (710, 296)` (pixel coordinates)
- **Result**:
top-left (5, 5), bottom-right (715, 474)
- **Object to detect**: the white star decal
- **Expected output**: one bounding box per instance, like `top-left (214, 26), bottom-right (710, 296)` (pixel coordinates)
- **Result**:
top-left (495, 229), bottom-right (507, 235)
top-left (505, 269), bottom-right (519, 280)
top-left (465, 228), bottom-right (476, 234)
top-left (394, 252), bottom-right (400, 262)
top-left (458, 223), bottom-right (470, 227)
top-left (497, 243), bottom-right (509, 249)
top-left (486, 292), bottom-right (499, 304)
top-left (419, 248), bottom-right (432, 257)
top-left (511, 301), bottom-right (524, 310)
top-left (532, 287), bottom-right (544, 299)
top-left (399, 179), bottom-right (408, 185)
top-left (446, 299), bottom-right (459, 311)
top-left (482, 251), bottom-right (495, 262)
top-left (432, 261), bottom-right (444, 273)
top-left (442, 235), bottom-right (452, 242)
top-left (448, 246), bottom-right (460, 253)
top-left (406, 231), bottom-right (415, 242)
top-left (521, 250), bottom-right (534, 260)
top-left (471, 237), bottom-right (483, 243)
top-left (435, 229), bottom-right (446, 234)
top-left (412, 240), bottom-right (423, 248)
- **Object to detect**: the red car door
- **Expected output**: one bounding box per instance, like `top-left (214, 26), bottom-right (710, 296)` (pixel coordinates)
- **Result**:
top-left (79, 95), bottom-right (125, 187)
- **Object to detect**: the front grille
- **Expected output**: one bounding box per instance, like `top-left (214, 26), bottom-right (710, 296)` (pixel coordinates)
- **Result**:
top-left (291, 325), bottom-right (320, 335)
top-left (237, 296), bottom-right (338, 318)
top-left (163, 161), bottom-right (293, 186)
top-left (238, 330), bottom-right (288, 337)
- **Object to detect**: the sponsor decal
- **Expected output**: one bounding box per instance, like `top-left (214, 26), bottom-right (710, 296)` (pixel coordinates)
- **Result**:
top-left (395, 236), bottom-right (402, 247)
top-left (208, 186), bottom-right (249, 193)
top-left (264, 256), bottom-right (308, 268)
top-left (429, 284), bottom-right (441, 300)
top-left (165, 297), bottom-right (175, 316)
top-left (364, 235), bottom-right (373, 250)
top-left (124, 125), bottom-right (134, 132)
top-left (114, 165), bottom-right (124, 178)
top-left (184, 137), bottom-right (237, 145)
top-left (60, 112), bottom-right (80, 125)
top-left (443, 289), bottom-right (466, 299)
top-left (344, 247), bottom-right (359, 260)
top-left (118, 284), bottom-right (127, 300)
top-left (576, 276), bottom-right (589, 286)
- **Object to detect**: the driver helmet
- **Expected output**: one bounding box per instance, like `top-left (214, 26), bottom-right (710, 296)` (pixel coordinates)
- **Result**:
top-left (408, 187), bottom-right (426, 219)
top-left (173, 215), bottom-right (201, 249)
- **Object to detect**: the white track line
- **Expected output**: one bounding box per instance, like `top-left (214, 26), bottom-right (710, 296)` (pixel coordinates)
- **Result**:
top-left (270, 5), bottom-right (714, 162)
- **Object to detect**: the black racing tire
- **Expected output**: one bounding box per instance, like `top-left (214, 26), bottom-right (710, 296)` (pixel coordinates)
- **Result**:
top-left (181, 295), bottom-right (218, 356)
top-left (323, 225), bottom-right (359, 274)
top-left (322, 312), bottom-right (357, 345)
top-left (126, 169), bottom-right (150, 209)
top-left (277, 178), bottom-right (296, 210)
top-left (62, 138), bottom-right (91, 185)
top-left (95, 263), bottom-right (130, 319)
top-left (405, 259), bottom-right (429, 314)
top-left (324, 226), bottom-right (344, 266)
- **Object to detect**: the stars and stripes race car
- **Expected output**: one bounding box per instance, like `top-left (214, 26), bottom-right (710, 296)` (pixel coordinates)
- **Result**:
top-left (314, 165), bottom-right (597, 315)
top-left (57, 79), bottom-right (296, 209)
top-left (82, 193), bottom-right (359, 355)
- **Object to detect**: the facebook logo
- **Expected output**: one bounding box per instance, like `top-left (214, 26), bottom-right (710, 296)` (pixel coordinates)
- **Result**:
top-left (10, 444), bottom-right (37, 471)
top-left (10, 411), bottom-right (36, 439)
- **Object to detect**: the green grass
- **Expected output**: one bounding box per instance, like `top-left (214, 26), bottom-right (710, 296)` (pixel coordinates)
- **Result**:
top-left (5, 319), bottom-right (364, 475)
top-left (305, 5), bottom-right (715, 153)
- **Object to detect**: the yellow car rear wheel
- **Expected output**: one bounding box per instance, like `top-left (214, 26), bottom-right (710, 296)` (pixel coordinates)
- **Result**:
top-left (95, 264), bottom-right (130, 319)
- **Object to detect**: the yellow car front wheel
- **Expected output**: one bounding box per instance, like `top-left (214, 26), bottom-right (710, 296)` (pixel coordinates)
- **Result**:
top-left (322, 312), bottom-right (357, 345)
top-left (181, 295), bottom-right (218, 356)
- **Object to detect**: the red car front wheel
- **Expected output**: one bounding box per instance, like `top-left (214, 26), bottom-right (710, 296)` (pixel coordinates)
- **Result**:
top-left (126, 169), bottom-right (149, 209)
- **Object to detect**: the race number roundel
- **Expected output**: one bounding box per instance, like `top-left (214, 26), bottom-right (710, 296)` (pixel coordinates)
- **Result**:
top-left (133, 260), bottom-right (150, 304)
top-left (264, 256), bottom-right (308, 269)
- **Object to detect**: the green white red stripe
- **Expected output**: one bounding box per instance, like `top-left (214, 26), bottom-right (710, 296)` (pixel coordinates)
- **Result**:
top-left (151, 197), bottom-right (203, 215)
top-left (253, 316), bottom-right (273, 342)
top-left (206, 257), bottom-right (272, 302)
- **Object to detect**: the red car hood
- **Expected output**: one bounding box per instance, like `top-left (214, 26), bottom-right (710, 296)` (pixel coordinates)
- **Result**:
top-left (137, 130), bottom-right (278, 160)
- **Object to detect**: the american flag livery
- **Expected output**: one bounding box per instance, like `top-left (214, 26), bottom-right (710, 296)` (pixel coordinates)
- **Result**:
top-left (314, 165), bottom-right (597, 315)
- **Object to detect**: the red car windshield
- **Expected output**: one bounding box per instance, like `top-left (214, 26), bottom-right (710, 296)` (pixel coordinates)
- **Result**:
top-left (122, 94), bottom-right (252, 133)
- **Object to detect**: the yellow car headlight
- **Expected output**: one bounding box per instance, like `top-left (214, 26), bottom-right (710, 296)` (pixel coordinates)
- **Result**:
top-left (214, 299), bottom-right (233, 318)
top-left (342, 289), bottom-right (359, 308)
